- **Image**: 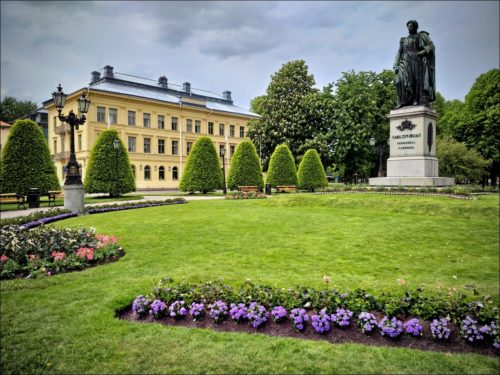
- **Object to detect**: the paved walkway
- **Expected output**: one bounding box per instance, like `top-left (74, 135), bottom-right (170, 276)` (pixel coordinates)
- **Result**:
top-left (1, 194), bottom-right (224, 219)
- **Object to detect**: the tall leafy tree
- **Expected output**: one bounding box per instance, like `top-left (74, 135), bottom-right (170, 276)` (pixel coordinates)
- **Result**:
top-left (247, 60), bottom-right (318, 170)
top-left (0, 97), bottom-right (38, 123)
top-left (0, 119), bottom-right (59, 195)
top-left (179, 137), bottom-right (222, 193)
top-left (454, 69), bottom-right (500, 185)
top-left (297, 149), bottom-right (328, 192)
top-left (227, 141), bottom-right (264, 191)
top-left (265, 144), bottom-right (298, 187)
top-left (84, 129), bottom-right (135, 196)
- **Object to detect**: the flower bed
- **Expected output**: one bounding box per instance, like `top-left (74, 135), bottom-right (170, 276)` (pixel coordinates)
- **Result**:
top-left (86, 198), bottom-right (186, 214)
top-left (318, 188), bottom-right (475, 200)
top-left (0, 225), bottom-right (124, 279)
top-left (118, 278), bottom-right (499, 356)
top-left (0, 208), bottom-right (74, 228)
top-left (225, 192), bottom-right (267, 200)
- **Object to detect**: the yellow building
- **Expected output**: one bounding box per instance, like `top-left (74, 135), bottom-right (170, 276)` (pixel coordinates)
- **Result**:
top-left (44, 65), bottom-right (259, 190)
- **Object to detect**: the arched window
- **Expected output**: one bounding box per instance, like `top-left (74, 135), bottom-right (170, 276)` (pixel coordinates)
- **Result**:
top-left (159, 166), bottom-right (165, 180)
top-left (172, 166), bottom-right (178, 180)
top-left (131, 165), bottom-right (136, 179)
top-left (144, 165), bottom-right (151, 180)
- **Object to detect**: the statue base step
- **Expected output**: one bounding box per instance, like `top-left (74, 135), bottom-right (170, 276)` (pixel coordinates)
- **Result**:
top-left (64, 184), bottom-right (85, 214)
top-left (369, 177), bottom-right (455, 187)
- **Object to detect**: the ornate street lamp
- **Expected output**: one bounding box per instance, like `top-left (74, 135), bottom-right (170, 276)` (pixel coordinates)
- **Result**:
top-left (113, 138), bottom-right (120, 197)
top-left (52, 84), bottom-right (90, 185)
top-left (221, 147), bottom-right (227, 195)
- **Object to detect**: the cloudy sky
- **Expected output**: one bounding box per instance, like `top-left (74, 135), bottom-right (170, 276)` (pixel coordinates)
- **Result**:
top-left (1, 1), bottom-right (498, 110)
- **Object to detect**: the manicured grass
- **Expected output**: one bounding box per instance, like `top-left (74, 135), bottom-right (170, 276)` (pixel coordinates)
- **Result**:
top-left (1, 194), bottom-right (499, 374)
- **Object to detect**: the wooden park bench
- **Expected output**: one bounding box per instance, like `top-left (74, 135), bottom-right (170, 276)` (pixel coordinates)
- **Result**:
top-left (276, 185), bottom-right (297, 193)
top-left (48, 190), bottom-right (64, 207)
top-left (238, 186), bottom-right (260, 193)
top-left (0, 192), bottom-right (26, 209)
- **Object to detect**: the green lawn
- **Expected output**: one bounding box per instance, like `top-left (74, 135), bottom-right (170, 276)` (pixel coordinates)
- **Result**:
top-left (1, 193), bottom-right (499, 374)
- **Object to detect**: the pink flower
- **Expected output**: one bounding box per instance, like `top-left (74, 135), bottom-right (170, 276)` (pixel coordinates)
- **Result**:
top-left (51, 251), bottom-right (66, 261)
top-left (96, 234), bottom-right (117, 248)
top-left (76, 247), bottom-right (94, 261)
top-left (1, 255), bottom-right (8, 263)
top-left (28, 254), bottom-right (39, 261)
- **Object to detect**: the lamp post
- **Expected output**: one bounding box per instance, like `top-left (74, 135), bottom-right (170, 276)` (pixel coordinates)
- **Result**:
top-left (370, 137), bottom-right (390, 177)
top-left (113, 138), bottom-right (120, 197)
top-left (221, 147), bottom-right (227, 194)
top-left (52, 84), bottom-right (90, 214)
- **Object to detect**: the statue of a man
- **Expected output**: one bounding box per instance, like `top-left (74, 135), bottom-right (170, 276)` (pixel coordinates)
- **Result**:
top-left (393, 20), bottom-right (436, 108)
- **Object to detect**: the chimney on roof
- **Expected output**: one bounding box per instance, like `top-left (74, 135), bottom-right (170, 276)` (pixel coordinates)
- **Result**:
top-left (223, 90), bottom-right (232, 101)
top-left (90, 71), bottom-right (101, 84)
top-left (183, 82), bottom-right (191, 95)
top-left (158, 76), bottom-right (168, 88)
top-left (103, 65), bottom-right (114, 79)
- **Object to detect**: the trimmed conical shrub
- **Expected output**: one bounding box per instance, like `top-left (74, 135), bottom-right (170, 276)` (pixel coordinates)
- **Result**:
top-left (265, 144), bottom-right (298, 187)
top-left (84, 129), bottom-right (135, 196)
top-left (179, 137), bottom-right (222, 193)
top-left (297, 149), bottom-right (328, 192)
top-left (227, 141), bottom-right (264, 191)
top-left (0, 119), bottom-right (59, 195)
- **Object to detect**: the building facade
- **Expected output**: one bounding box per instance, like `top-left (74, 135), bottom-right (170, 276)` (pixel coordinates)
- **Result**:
top-left (44, 66), bottom-right (259, 190)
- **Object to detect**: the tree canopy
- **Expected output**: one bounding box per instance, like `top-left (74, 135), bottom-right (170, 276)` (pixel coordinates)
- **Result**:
top-left (84, 129), bottom-right (135, 196)
top-left (297, 149), bottom-right (328, 192)
top-left (265, 144), bottom-right (298, 187)
top-left (0, 119), bottom-right (59, 195)
top-left (227, 141), bottom-right (264, 191)
top-left (0, 97), bottom-right (38, 123)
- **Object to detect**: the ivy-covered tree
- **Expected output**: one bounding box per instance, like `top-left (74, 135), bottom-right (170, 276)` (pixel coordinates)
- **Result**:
top-left (265, 144), bottom-right (298, 187)
top-left (0, 97), bottom-right (38, 123)
top-left (84, 129), bottom-right (135, 196)
top-left (297, 149), bottom-right (328, 192)
top-left (179, 137), bottom-right (222, 193)
top-left (0, 119), bottom-right (59, 195)
top-left (227, 141), bottom-right (264, 191)
top-left (247, 60), bottom-right (318, 170)
top-left (437, 137), bottom-right (489, 183)
top-left (454, 69), bottom-right (500, 185)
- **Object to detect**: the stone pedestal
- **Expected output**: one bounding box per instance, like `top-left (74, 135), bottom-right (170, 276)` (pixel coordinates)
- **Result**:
top-left (369, 106), bottom-right (454, 186)
top-left (64, 184), bottom-right (85, 214)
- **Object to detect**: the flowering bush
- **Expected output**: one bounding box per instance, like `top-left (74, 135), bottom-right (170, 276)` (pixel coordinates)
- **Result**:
top-left (229, 303), bottom-right (248, 323)
top-left (379, 316), bottom-right (404, 338)
top-left (404, 318), bottom-right (423, 337)
top-left (330, 308), bottom-right (353, 328)
top-left (208, 300), bottom-right (228, 323)
top-left (358, 312), bottom-right (379, 334)
top-left (132, 295), bottom-right (150, 316)
top-left (479, 320), bottom-right (499, 350)
top-left (149, 299), bottom-right (167, 319)
top-left (460, 316), bottom-right (484, 343)
top-left (311, 308), bottom-right (331, 334)
top-left (271, 306), bottom-right (287, 323)
top-left (189, 302), bottom-right (205, 321)
top-left (289, 308), bottom-right (309, 331)
top-left (76, 247), bottom-right (94, 261)
top-left (431, 318), bottom-right (452, 341)
top-left (51, 251), bottom-right (66, 261)
top-left (169, 300), bottom-right (187, 319)
top-left (247, 302), bottom-right (269, 328)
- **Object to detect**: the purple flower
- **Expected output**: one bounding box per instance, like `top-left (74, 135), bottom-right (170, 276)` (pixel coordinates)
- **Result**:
top-left (431, 318), bottom-right (451, 341)
top-left (358, 312), bottom-right (378, 334)
top-left (460, 315), bottom-right (484, 343)
top-left (208, 300), bottom-right (228, 323)
top-left (379, 316), bottom-right (403, 338)
top-left (290, 308), bottom-right (309, 331)
top-left (189, 302), bottom-right (205, 321)
top-left (230, 303), bottom-right (248, 323)
top-left (132, 295), bottom-right (150, 316)
top-left (169, 300), bottom-right (187, 319)
top-left (149, 299), bottom-right (167, 319)
top-left (404, 318), bottom-right (423, 337)
top-left (247, 302), bottom-right (269, 328)
top-left (331, 308), bottom-right (353, 328)
top-left (271, 306), bottom-right (287, 323)
top-left (311, 308), bottom-right (331, 334)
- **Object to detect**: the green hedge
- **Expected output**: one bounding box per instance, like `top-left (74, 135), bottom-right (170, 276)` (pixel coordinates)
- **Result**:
top-left (179, 137), bottom-right (222, 193)
top-left (84, 129), bottom-right (135, 196)
top-left (297, 149), bottom-right (328, 192)
top-left (227, 141), bottom-right (264, 191)
top-left (0, 119), bottom-right (59, 195)
top-left (265, 144), bottom-right (298, 187)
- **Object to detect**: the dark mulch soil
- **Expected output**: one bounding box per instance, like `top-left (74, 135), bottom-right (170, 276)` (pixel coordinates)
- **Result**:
top-left (118, 308), bottom-right (498, 357)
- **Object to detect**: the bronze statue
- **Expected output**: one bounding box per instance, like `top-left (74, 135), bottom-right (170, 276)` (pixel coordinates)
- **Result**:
top-left (393, 20), bottom-right (436, 108)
